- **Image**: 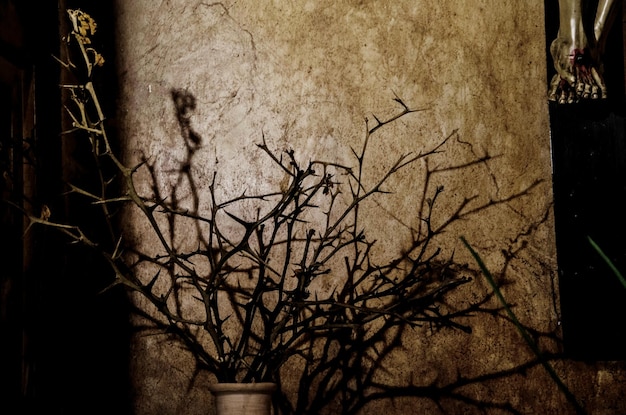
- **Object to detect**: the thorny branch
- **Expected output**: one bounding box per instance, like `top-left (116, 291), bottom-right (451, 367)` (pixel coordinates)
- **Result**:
top-left (6, 8), bottom-right (551, 415)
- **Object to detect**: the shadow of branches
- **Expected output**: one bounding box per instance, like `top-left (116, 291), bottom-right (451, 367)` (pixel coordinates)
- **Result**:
top-left (6, 8), bottom-right (584, 415)
top-left (125, 88), bottom-right (556, 414)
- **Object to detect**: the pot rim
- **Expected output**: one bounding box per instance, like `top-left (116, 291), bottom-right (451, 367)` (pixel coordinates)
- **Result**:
top-left (209, 382), bottom-right (277, 394)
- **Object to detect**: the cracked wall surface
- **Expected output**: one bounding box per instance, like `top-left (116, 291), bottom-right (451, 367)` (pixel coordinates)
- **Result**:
top-left (112, 1), bottom-right (625, 414)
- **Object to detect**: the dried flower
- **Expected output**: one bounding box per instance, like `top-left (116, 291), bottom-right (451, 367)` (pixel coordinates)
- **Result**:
top-left (67, 9), bottom-right (98, 45)
top-left (40, 205), bottom-right (51, 221)
top-left (87, 48), bottom-right (106, 67)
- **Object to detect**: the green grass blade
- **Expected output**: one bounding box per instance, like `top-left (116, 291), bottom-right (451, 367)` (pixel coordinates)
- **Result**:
top-left (588, 236), bottom-right (626, 290)
top-left (460, 236), bottom-right (587, 415)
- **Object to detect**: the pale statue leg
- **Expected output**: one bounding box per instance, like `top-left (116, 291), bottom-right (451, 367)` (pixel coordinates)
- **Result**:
top-left (548, 0), bottom-right (617, 103)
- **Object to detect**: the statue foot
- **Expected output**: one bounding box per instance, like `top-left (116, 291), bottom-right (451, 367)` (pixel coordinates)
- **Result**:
top-left (548, 49), bottom-right (607, 104)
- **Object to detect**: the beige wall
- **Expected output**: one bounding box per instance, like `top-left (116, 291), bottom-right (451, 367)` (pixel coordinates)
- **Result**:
top-left (113, 1), bottom-right (625, 414)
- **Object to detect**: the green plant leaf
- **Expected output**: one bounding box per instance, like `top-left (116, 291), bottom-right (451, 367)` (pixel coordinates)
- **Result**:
top-left (588, 236), bottom-right (626, 290)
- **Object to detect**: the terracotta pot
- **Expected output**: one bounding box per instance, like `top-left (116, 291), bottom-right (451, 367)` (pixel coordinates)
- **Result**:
top-left (209, 382), bottom-right (276, 415)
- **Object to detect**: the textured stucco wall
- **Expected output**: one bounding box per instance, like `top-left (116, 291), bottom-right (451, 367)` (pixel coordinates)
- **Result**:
top-left (113, 1), bottom-right (625, 414)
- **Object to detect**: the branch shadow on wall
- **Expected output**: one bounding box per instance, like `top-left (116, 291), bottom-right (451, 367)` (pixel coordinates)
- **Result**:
top-left (129, 88), bottom-right (566, 415)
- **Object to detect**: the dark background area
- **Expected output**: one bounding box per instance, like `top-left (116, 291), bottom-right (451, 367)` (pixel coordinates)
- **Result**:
top-left (1, 1), bottom-right (130, 414)
top-left (545, 0), bottom-right (626, 360)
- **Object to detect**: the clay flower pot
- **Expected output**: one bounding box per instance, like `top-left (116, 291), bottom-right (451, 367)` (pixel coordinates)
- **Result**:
top-left (209, 382), bottom-right (277, 415)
